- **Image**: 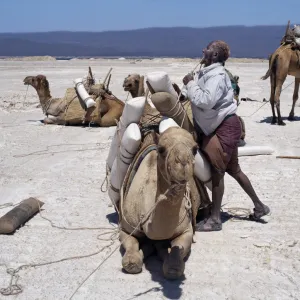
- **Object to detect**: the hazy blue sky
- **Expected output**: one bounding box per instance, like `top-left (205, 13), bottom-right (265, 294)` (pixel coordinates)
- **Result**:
top-left (0, 0), bottom-right (299, 32)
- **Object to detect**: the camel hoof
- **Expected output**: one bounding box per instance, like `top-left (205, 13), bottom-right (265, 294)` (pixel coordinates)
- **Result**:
top-left (122, 252), bottom-right (143, 274)
top-left (278, 121), bottom-right (286, 126)
top-left (163, 257), bottom-right (185, 280)
top-left (288, 115), bottom-right (295, 121)
top-left (271, 117), bottom-right (277, 125)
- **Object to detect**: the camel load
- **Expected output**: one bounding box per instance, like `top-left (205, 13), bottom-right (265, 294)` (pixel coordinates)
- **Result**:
top-left (23, 67), bottom-right (124, 126)
top-left (281, 21), bottom-right (300, 49)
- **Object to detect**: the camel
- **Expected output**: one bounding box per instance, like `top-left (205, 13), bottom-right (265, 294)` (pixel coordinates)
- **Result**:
top-left (261, 22), bottom-right (300, 126)
top-left (119, 127), bottom-right (205, 279)
top-left (23, 68), bottom-right (124, 126)
top-left (123, 73), bottom-right (162, 124)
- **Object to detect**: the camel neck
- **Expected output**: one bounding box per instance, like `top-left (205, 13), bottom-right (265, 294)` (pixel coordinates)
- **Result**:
top-left (36, 88), bottom-right (51, 105)
top-left (142, 168), bottom-right (187, 240)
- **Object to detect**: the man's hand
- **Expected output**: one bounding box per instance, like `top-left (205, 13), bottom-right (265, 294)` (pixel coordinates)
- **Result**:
top-left (182, 73), bottom-right (193, 85)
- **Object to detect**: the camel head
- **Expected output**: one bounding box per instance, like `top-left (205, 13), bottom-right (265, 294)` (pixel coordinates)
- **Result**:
top-left (156, 127), bottom-right (198, 186)
top-left (23, 75), bottom-right (50, 96)
top-left (123, 74), bottom-right (141, 95)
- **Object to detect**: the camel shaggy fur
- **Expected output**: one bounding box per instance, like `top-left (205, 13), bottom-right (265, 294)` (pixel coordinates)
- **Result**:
top-left (23, 74), bottom-right (124, 126)
top-left (262, 24), bottom-right (300, 125)
top-left (119, 127), bottom-right (202, 279)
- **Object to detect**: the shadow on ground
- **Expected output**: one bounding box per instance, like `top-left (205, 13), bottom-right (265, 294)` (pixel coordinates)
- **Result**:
top-left (259, 116), bottom-right (300, 124)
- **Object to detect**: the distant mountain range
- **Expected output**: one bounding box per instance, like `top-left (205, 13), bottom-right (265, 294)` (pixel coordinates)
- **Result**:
top-left (0, 25), bottom-right (296, 58)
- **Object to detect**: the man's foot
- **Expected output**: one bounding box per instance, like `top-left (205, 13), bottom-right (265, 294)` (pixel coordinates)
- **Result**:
top-left (249, 205), bottom-right (270, 221)
top-left (195, 218), bottom-right (222, 232)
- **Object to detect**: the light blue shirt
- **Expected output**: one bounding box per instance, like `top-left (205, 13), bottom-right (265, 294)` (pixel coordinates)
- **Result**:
top-left (182, 63), bottom-right (237, 135)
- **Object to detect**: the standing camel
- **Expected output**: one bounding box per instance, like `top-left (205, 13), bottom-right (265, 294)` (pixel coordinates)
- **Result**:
top-left (261, 23), bottom-right (300, 125)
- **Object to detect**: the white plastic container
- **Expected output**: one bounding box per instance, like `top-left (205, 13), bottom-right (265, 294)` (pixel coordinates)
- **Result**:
top-left (146, 71), bottom-right (178, 98)
top-left (106, 96), bottom-right (146, 170)
top-left (108, 123), bottom-right (142, 207)
top-left (74, 78), bottom-right (96, 108)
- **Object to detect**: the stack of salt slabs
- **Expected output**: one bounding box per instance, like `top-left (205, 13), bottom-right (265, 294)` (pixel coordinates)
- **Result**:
top-left (145, 71), bottom-right (178, 98)
top-left (106, 96), bottom-right (146, 208)
top-left (106, 71), bottom-right (180, 208)
top-left (106, 71), bottom-right (212, 208)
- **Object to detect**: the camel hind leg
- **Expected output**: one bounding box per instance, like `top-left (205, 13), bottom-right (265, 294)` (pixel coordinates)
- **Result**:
top-left (269, 73), bottom-right (277, 124)
top-left (119, 230), bottom-right (143, 274)
top-left (274, 76), bottom-right (288, 126)
top-left (288, 78), bottom-right (300, 121)
top-left (163, 223), bottom-right (193, 280)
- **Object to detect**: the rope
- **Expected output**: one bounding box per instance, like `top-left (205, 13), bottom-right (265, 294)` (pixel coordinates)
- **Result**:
top-left (0, 199), bottom-right (118, 297)
top-left (12, 142), bottom-right (108, 158)
top-left (240, 80), bottom-right (295, 118)
top-left (70, 183), bottom-right (193, 300)
top-left (100, 164), bottom-right (110, 193)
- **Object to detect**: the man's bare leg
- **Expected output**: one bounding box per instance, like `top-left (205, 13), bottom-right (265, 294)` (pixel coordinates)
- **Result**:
top-left (230, 170), bottom-right (270, 220)
top-left (195, 171), bottom-right (224, 231)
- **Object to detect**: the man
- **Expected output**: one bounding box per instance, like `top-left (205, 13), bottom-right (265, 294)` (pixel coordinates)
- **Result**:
top-left (182, 40), bottom-right (270, 232)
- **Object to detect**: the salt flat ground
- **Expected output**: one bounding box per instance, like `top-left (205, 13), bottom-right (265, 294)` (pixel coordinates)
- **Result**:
top-left (0, 58), bottom-right (299, 300)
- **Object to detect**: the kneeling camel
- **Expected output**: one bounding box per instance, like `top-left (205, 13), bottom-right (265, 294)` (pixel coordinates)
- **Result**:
top-left (23, 71), bottom-right (124, 126)
top-left (119, 127), bottom-right (205, 279)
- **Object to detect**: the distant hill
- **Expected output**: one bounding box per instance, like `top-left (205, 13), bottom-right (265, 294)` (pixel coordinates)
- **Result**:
top-left (0, 25), bottom-right (295, 58)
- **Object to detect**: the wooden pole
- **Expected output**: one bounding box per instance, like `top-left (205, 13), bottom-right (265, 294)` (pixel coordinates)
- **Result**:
top-left (276, 155), bottom-right (300, 159)
top-left (106, 74), bottom-right (111, 90)
top-left (146, 80), bottom-right (155, 94)
top-left (103, 68), bottom-right (113, 85)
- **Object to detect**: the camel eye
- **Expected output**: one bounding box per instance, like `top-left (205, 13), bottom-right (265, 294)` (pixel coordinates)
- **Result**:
top-left (157, 146), bottom-right (166, 155)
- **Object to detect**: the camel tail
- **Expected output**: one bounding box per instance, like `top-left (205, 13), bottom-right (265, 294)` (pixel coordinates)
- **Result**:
top-left (261, 69), bottom-right (271, 80)
top-left (261, 54), bottom-right (278, 80)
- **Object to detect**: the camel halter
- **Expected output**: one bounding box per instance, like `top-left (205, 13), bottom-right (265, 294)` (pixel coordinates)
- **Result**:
top-left (157, 138), bottom-right (195, 208)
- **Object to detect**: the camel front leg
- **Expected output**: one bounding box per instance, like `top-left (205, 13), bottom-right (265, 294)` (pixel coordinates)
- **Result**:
top-left (119, 230), bottom-right (143, 274)
top-left (163, 223), bottom-right (193, 280)
top-left (43, 116), bottom-right (65, 125)
top-left (288, 79), bottom-right (300, 121)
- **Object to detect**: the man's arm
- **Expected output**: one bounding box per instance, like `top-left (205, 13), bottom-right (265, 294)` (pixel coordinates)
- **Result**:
top-left (186, 75), bottom-right (224, 110)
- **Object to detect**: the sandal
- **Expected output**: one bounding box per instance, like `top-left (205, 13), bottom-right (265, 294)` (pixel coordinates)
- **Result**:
top-left (249, 205), bottom-right (270, 221)
top-left (195, 220), bottom-right (222, 232)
